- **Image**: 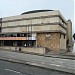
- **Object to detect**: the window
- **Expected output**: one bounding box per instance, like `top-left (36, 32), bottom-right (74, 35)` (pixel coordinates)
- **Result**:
top-left (17, 34), bottom-right (20, 37)
top-left (20, 34), bottom-right (24, 37)
top-left (13, 34), bottom-right (17, 37)
top-left (28, 33), bottom-right (32, 37)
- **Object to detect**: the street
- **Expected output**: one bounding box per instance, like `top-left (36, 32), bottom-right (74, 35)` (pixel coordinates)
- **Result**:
top-left (0, 60), bottom-right (74, 75)
top-left (0, 50), bottom-right (75, 74)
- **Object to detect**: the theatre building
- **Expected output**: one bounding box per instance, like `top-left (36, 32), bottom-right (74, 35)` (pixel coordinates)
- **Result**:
top-left (0, 10), bottom-right (72, 54)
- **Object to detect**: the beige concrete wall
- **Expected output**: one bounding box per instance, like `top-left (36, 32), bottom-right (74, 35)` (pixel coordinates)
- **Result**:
top-left (21, 47), bottom-right (45, 54)
top-left (2, 10), bottom-right (67, 34)
top-left (2, 10), bottom-right (67, 28)
top-left (58, 25), bottom-right (66, 33)
top-left (59, 18), bottom-right (67, 28)
top-left (67, 20), bottom-right (72, 47)
top-left (37, 33), bottom-right (60, 51)
top-left (32, 25), bottom-right (59, 32)
top-left (0, 46), bottom-right (46, 54)
top-left (2, 17), bottom-right (59, 27)
top-left (2, 10), bottom-right (59, 22)
top-left (58, 10), bottom-right (67, 23)
top-left (2, 24), bottom-right (66, 33)
top-left (60, 34), bottom-right (66, 50)
top-left (2, 27), bottom-right (21, 33)
top-left (0, 46), bottom-right (11, 50)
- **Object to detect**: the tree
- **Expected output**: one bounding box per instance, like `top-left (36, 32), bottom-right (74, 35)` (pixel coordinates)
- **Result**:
top-left (73, 33), bottom-right (75, 40)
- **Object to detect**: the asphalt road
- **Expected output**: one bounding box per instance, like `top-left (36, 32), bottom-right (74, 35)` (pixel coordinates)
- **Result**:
top-left (0, 50), bottom-right (75, 74)
top-left (0, 60), bottom-right (74, 75)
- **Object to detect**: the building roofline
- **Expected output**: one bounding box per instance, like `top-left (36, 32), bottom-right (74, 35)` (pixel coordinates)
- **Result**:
top-left (21, 9), bottom-right (54, 15)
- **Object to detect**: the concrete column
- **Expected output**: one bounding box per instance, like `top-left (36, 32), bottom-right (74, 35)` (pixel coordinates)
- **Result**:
top-left (67, 20), bottom-right (72, 47)
top-left (36, 33), bottom-right (37, 47)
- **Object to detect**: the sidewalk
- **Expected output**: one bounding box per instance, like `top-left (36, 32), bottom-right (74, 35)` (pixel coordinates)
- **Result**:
top-left (45, 51), bottom-right (75, 60)
top-left (62, 52), bottom-right (75, 57)
top-left (0, 49), bottom-right (75, 74)
top-left (0, 48), bottom-right (75, 60)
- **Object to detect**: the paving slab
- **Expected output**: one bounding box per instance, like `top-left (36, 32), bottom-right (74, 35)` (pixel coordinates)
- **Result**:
top-left (0, 50), bottom-right (75, 74)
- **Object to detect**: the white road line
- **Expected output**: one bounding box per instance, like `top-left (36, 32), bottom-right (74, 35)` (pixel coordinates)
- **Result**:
top-left (5, 69), bottom-right (21, 74)
top-left (26, 62), bottom-right (31, 64)
top-left (31, 63), bottom-right (38, 65)
top-left (49, 64), bottom-right (61, 67)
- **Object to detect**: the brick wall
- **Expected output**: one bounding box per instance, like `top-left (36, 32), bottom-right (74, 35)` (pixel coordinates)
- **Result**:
top-left (37, 33), bottom-right (60, 51)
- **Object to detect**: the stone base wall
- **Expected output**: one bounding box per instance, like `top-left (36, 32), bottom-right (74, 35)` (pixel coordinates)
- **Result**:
top-left (0, 46), bottom-right (48, 54)
top-left (37, 33), bottom-right (60, 51)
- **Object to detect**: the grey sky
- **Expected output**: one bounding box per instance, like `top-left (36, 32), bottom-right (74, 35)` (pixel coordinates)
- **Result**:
top-left (0, 0), bottom-right (74, 34)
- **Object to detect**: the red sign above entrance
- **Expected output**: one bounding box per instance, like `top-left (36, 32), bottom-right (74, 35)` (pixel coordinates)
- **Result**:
top-left (0, 37), bottom-right (27, 40)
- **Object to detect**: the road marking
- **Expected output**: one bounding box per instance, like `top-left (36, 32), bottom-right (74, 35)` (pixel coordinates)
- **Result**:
top-left (5, 69), bottom-right (21, 74)
top-left (26, 62), bottom-right (31, 64)
top-left (50, 64), bottom-right (61, 67)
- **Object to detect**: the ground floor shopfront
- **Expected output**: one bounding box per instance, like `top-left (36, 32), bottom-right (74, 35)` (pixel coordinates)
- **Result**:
top-left (0, 32), bottom-right (67, 54)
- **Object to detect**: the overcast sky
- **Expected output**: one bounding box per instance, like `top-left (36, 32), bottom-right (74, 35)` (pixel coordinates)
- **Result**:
top-left (0, 0), bottom-right (74, 34)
